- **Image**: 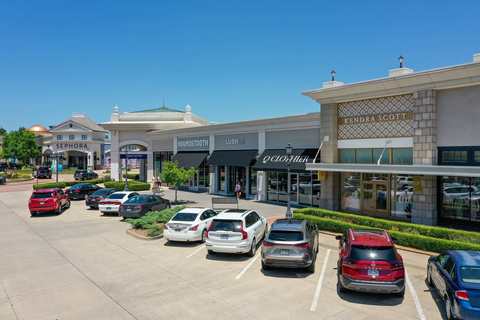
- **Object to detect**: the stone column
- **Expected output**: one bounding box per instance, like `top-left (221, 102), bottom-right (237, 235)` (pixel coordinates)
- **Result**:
top-left (412, 90), bottom-right (438, 225)
top-left (319, 103), bottom-right (340, 211)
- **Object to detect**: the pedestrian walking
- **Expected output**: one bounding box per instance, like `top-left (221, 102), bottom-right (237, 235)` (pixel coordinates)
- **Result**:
top-left (235, 181), bottom-right (242, 200)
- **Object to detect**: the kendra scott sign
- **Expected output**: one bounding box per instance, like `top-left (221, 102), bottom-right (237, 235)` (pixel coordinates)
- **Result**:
top-left (338, 112), bottom-right (413, 125)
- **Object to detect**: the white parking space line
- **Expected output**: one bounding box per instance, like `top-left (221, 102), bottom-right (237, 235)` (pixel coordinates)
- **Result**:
top-left (235, 253), bottom-right (260, 280)
top-left (104, 217), bottom-right (120, 223)
top-left (310, 249), bottom-right (330, 311)
top-left (405, 268), bottom-right (426, 320)
top-left (187, 245), bottom-right (206, 258)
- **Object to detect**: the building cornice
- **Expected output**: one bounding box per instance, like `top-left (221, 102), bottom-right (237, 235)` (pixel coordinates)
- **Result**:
top-left (302, 61), bottom-right (480, 104)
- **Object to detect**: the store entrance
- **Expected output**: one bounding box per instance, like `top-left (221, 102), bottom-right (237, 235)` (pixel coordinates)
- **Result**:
top-left (229, 166), bottom-right (247, 198)
top-left (362, 182), bottom-right (388, 218)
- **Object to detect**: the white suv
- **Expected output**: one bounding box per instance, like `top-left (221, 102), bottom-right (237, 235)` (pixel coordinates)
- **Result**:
top-left (205, 209), bottom-right (268, 256)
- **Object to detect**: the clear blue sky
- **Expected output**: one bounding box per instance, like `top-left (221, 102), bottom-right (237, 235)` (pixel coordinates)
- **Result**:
top-left (1, 1), bottom-right (479, 132)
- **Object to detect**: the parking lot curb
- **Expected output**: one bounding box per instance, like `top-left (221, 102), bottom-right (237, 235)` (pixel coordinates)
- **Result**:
top-left (318, 230), bottom-right (437, 256)
top-left (126, 228), bottom-right (164, 241)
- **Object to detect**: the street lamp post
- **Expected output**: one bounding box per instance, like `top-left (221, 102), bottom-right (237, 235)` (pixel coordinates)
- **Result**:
top-left (124, 151), bottom-right (130, 191)
top-left (285, 143), bottom-right (292, 219)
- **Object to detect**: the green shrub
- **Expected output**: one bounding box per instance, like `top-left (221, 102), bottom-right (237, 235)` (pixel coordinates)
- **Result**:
top-left (293, 213), bottom-right (480, 253)
top-left (64, 178), bottom-right (105, 186)
top-left (126, 205), bottom-right (187, 237)
top-left (104, 181), bottom-right (151, 191)
top-left (123, 173), bottom-right (140, 180)
top-left (33, 182), bottom-right (66, 190)
top-left (20, 173), bottom-right (31, 179)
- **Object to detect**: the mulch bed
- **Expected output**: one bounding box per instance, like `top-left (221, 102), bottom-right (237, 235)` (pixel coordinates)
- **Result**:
top-left (128, 223), bottom-right (164, 237)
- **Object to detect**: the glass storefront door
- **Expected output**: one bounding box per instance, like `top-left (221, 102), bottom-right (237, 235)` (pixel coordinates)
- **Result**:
top-left (362, 182), bottom-right (388, 218)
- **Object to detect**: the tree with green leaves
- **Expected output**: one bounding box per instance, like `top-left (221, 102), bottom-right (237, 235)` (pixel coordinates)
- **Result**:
top-left (161, 160), bottom-right (198, 203)
top-left (0, 127), bottom-right (41, 165)
top-left (0, 127), bottom-right (6, 135)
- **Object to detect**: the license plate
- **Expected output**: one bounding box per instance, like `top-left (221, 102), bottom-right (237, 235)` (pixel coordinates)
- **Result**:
top-left (40, 202), bottom-right (44, 204)
top-left (126, 209), bottom-right (131, 211)
top-left (221, 234), bottom-right (229, 239)
top-left (175, 229), bottom-right (181, 232)
top-left (107, 207), bottom-right (111, 210)
top-left (367, 269), bottom-right (379, 276)
top-left (280, 249), bottom-right (289, 255)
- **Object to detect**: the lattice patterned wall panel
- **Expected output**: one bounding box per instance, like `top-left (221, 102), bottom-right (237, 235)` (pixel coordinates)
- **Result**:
top-left (338, 94), bottom-right (413, 140)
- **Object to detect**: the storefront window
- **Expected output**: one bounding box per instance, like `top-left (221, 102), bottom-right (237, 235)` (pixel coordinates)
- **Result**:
top-left (392, 148), bottom-right (413, 164)
top-left (440, 176), bottom-right (480, 222)
top-left (219, 166), bottom-right (226, 191)
top-left (250, 169), bottom-right (257, 195)
top-left (340, 149), bottom-right (354, 163)
top-left (355, 149), bottom-right (372, 163)
top-left (390, 174), bottom-right (413, 218)
top-left (372, 148), bottom-right (390, 164)
top-left (363, 173), bottom-right (388, 182)
top-left (341, 172), bottom-right (361, 211)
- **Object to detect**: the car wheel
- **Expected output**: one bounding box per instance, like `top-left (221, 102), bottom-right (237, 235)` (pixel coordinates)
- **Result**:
top-left (65, 200), bottom-right (71, 209)
top-left (247, 238), bottom-right (256, 257)
top-left (338, 275), bottom-right (348, 293)
top-left (445, 296), bottom-right (455, 320)
top-left (166, 203), bottom-right (171, 209)
top-left (207, 250), bottom-right (215, 255)
top-left (261, 260), bottom-right (271, 270)
top-left (307, 252), bottom-right (317, 273)
top-left (56, 205), bottom-right (62, 215)
top-left (427, 267), bottom-right (433, 286)
top-left (90, 206), bottom-right (96, 209)
top-left (30, 211), bottom-right (37, 216)
top-left (83, 193), bottom-right (87, 200)
top-left (201, 229), bottom-right (207, 243)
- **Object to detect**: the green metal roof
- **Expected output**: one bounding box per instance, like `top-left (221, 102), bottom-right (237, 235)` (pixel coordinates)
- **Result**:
top-left (129, 106), bottom-right (184, 114)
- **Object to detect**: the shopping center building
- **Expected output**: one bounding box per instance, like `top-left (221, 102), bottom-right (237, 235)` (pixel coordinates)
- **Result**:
top-left (103, 53), bottom-right (480, 229)
top-left (303, 53), bottom-right (480, 228)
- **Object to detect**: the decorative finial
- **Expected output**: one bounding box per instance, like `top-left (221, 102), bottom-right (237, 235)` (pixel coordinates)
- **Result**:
top-left (185, 104), bottom-right (191, 113)
top-left (114, 105), bottom-right (119, 113)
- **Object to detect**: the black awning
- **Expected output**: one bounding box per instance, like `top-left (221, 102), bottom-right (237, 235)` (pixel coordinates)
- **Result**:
top-left (171, 152), bottom-right (208, 169)
top-left (252, 149), bottom-right (319, 173)
top-left (206, 150), bottom-right (258, 167)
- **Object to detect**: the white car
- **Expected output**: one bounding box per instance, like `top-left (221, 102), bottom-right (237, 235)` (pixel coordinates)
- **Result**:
top-left (98, 191), bottom-right (139, 215)
top-left (164, 208), bottom-right (217, 242)
top-left (205, 209), bottom-right (268, 256)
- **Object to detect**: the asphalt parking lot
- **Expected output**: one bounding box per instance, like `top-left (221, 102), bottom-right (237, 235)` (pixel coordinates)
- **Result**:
top-left (0, 187), bottom-right (447, 319)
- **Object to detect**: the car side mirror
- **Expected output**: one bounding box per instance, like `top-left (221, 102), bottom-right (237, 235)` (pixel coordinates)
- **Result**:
top-left (335, 235), bottom-right (342, 241)
top-left (391, 237), bottom-right (398, 243)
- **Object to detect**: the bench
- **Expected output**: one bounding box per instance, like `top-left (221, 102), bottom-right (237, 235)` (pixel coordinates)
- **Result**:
top-left (211, 197), bottom-right (238, 209)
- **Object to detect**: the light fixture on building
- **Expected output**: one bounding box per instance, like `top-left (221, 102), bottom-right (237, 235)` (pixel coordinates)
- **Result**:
top-left (398, 56), bottom-right (404, 68)
top-left (285, 143), bottom-right (293, 220)
top-left (377, 140), bottom-right (392, 165)
top-left (331, 70), bottom-right (336, 81)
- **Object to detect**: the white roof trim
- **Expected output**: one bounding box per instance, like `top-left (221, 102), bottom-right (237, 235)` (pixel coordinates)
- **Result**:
top-left (305, 163), bottom-right (480, 177)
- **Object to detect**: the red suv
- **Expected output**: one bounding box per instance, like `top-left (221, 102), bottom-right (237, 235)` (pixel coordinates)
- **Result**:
top-left (28, 188), bottom-right (70, 216)
top-left (336, 228), bottom-right (405, 296)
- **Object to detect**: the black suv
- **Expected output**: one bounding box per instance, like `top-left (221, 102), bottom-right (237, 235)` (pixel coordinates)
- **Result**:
top-left (0, 162), bottom-right (22, 172)
top-left (261, 219), bottom-right (319, 272)
top-left (33, 166), bottom-right (52, 179)
top-left (74, 169), bottom-right (98, 181)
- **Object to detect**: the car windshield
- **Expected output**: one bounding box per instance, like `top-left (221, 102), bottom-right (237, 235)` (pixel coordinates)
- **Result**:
top-left (210, 220), bottom-right (242, 232)
top-left (70, 184), bottom-right (85, 190)
top-left (269, 230), bottom-right (304, 241)
top-left (32, 192), bottom-right (53, 199)
top-left (124, 196), bottom-right (145, 204)
top-left (171, 212), bottom-right (198, 222)
top-left (350, 245), bottom-right (397, 261)
top-left (108, 193), bottom-right (126, 199)
top-left (460, 266), bottom-right (480, 284)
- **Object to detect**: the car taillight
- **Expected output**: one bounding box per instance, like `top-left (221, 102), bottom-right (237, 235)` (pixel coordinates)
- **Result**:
top-left (164, 224), bottom-right (169, 230)
top-left (295, 242), bottom-right (309, 247)
top-left (119, 205), bottom-right (124, 210)
top-left (456, 290), bottom-right (469, 301)
top-left (53, 198), bottom-right (57, 202)
top-left (389, 260), bottom-right (404, 269)
top-left (133, 205), bottom-right (143, 210)
top-left (86, 198), bottom-right (91, 201)
top-left (241, 221), bottom-right (248, 240)
top-left (189, 224), bottom-right (199, 231)
top-left (262, 240), bottom-right (274, 246)
top-left (113, 202), bottom-right (121, 205)
top-left (99, 201), bottom-right (105, 205)
top-left (74, 190), bottom-right (80, 193)
top-left (206, 222), bottom-right (213, 239)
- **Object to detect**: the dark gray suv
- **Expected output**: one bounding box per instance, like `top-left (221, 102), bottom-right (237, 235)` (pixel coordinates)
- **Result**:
top-left (261, 219), bottom-right (319, 272)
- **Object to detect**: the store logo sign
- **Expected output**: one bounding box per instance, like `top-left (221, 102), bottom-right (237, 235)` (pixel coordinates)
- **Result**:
top-left (226, 138), bottom-right (245, 145)
top-left (56, 143), bottom-right (88, 150)
top-left (178, 139), bottom-right (209, 148)
top-left (339, 111), bottom-right (413, 125)
top-left (262, 155), bottom-right (309, 164)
